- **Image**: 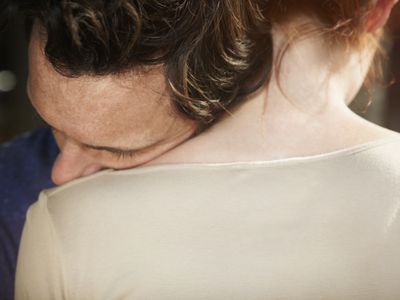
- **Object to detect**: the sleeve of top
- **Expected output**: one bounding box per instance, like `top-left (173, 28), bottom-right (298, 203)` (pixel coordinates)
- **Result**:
top-left (15, 192), bottom-right (68, 300)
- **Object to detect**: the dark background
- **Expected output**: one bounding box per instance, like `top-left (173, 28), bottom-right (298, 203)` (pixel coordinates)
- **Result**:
top-left (0, 16), bottom-right (43, 143)
top-left (0, 13), bottom-right (400, 144)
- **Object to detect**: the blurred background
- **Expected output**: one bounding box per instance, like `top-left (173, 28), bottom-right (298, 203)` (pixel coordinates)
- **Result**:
top-left (0, 11), bottom-right (399, 144)
top-left (0, 15), bottom-right (43, 143)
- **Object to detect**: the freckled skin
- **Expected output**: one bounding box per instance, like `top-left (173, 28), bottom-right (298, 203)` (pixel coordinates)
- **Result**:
top-left (28, 26), bottom-right (198, 185)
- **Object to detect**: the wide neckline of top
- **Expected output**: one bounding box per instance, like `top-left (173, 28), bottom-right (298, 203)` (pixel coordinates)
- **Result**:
top-left (103, 136), bottom-right (400, 175)
top-left (49, 136), bottom-right (400, 193)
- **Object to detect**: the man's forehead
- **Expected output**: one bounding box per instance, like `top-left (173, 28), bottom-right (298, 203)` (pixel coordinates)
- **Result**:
top-left (35, 95), bottom-right (173, 150)
top-left (30, 79), bottom-right (171, 148)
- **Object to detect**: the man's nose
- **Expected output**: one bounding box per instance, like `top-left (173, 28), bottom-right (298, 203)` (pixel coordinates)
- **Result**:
top-left (51, 140), bottom-right (103, 185)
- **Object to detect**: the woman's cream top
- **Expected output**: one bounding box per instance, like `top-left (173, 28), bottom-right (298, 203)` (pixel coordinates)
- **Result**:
top-left (15, 137), bottom-right (400, 300)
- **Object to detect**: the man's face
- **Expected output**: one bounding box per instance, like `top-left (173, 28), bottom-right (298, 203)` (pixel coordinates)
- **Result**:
top-left (28, 27), bottom-right (197, 185)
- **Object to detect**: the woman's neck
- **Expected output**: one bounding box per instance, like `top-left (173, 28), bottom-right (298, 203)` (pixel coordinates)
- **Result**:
top-left (149, 18), bottom-right (398, 165)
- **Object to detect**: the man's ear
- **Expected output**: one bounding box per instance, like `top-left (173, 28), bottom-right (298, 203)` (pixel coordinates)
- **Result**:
top-left (365, 0), bottom-right (399, 32)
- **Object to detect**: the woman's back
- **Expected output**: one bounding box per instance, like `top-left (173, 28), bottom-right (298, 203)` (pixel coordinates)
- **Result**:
top-left (16, 137), bottom-right (400, 299)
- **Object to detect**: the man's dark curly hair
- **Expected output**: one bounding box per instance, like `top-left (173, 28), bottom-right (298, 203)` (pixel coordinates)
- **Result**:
top-left (16, 0), bottom-right (272, 125)
top-left (13, 0), bottom-right (378, 125)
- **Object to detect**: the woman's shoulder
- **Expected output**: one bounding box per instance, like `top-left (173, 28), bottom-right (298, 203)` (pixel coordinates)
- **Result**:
top-left (351, 125), bottom-right (400, 162)
top-left (35, 132), bottom-right (400, 246)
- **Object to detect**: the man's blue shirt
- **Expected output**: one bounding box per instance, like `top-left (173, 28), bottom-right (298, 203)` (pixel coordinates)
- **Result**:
top-left (0, 128), bottom-right (58, 300)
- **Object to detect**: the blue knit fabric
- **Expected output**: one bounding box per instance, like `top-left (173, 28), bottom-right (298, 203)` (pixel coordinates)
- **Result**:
top-left (0, 128), bottom-right (58, 300)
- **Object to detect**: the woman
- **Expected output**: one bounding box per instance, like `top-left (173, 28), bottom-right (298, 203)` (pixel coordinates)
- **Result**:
top-left (16, 0), bottom-right (400, 299)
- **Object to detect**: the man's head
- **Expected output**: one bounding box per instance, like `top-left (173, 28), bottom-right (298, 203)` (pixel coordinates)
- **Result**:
top-left (23, 0), bottom-right (397, 185)
top-left (24, 0), bottom-right (270, 185)
top-left (29, 23), bottom-right (198, 185)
